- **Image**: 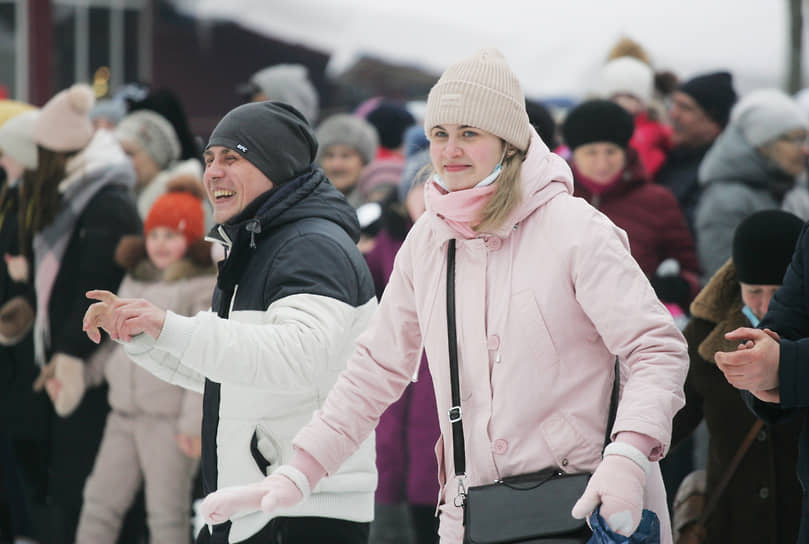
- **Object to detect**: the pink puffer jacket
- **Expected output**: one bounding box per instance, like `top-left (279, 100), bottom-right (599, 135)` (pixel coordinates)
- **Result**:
top-left (295, 127), bottom-right (687, 543)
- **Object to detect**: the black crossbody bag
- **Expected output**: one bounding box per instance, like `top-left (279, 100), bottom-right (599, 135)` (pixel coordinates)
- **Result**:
top-left (445, 239), bottom-right (619, 544)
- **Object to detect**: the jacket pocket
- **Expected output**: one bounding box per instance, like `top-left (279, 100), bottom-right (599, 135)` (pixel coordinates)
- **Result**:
top-left (539, 412), bottom-right (602, 473)
top-left (250, 424), bottom-right (282, 476)
top-left (509, 291), bottom-right (559, 379)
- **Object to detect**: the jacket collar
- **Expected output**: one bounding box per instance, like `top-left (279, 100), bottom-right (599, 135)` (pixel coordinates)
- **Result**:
top-left (688, 259), bottom-right (750, 362)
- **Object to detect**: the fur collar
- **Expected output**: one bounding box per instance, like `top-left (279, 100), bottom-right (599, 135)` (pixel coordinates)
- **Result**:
top-left (688, 258), bottom-right (751, 362)
top-left (114, 234), bottom-right (215, 282)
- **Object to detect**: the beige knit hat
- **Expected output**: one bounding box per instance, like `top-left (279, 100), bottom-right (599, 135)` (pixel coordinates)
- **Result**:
top-left (424, 48), bottom-right (530, 151)
top-left (35, 83), bottom-right (95, 152)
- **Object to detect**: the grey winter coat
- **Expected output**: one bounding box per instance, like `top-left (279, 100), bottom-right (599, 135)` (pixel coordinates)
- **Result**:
top-left (695, 124), bottom-right (803, 283)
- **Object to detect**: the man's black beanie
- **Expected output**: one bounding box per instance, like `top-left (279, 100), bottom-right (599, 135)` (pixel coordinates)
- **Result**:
top-left (206, 101), bottom-right (318, 184)
top-left (733, 210), bottom-right (804, 285)
top-left (678, 72), bottom-right (737, 128)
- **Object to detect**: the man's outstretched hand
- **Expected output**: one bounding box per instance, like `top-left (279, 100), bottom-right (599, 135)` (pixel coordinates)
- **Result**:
top-left (715, 327), bottom-right (781, 401)
top-left (83, 290), bottom-right (166, 343)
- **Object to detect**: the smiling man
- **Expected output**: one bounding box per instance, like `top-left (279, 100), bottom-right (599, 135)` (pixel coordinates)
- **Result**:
top-left (82, 101), bottom-right (378, 543)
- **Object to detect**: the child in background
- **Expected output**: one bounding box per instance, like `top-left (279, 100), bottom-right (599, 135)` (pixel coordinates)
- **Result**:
top-left (45, 181), bottom-right (215, 543)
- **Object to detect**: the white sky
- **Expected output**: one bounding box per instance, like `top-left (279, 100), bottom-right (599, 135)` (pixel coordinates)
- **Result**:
top-left (174, 0), bottom-right (800, 100)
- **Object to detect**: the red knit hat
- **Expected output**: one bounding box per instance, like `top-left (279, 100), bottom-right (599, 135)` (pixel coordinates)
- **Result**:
top-left (144, 190), bottom-right (205, 247)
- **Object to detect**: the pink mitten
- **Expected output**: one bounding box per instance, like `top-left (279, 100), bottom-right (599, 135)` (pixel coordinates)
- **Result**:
top-left (571, 442), bottom-right (649, 535)
top-left (200, 471), bottom-right (304, 525)
top-left (199, 448), bottom-right (327, 525)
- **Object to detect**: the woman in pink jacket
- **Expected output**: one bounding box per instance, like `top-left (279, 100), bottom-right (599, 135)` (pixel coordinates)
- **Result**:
top-left (190, 49), bottom-right (686, 542)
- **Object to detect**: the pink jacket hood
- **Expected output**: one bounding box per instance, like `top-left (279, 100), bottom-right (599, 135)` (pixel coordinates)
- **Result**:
top-left (424, 127), bottom-right (574, 241)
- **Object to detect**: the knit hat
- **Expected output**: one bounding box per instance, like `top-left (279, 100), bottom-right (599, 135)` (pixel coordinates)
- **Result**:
top-left (733, 209), bottom-right (804, 284)
top-left (730, 88), bottom-right (809, 147)
top-left (561, 99), bottom-right (635, 151)
top-left (678, 72), bottom-right (737, 127)
top-left (144, 188), bottom-right (205, 247)
top-left (596, 56), bottom-right (654, 104)
top-left (35, 83), bottom-right (95, 152)
top-left (206, 101), bottom-right (318, 185)
top-left (243, 64), bottom-right (319, 124)
top-left (0, 109), bottom-right (40, 170)
top-left (315, 113), bottom-right (378, 165)
top-left (366, 102), bottom-right (415, 150)
top-left (424, 48), bottom-right (531, 151)
top-left (116, 110), bottom-right (181, 170)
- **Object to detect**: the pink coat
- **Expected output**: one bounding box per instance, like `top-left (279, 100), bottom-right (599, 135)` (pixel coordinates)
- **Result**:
top-left (295, 128), bottom-right (687, 543)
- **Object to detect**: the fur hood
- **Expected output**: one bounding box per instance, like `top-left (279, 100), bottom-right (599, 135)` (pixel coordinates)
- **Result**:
top-left (114, 234), bottom-right (215, 282)
top-left (688, 258), bottom-right (749, 362)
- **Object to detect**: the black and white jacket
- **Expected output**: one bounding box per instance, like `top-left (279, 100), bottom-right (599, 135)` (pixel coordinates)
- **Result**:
top-left (125, 168), bottom-right (378, 541)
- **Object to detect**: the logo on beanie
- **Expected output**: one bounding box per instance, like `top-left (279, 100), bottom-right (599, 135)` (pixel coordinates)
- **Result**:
top-left (440, 94), bottom-right (462, 108)
top-left (236, 143), bottom-right (248, 153)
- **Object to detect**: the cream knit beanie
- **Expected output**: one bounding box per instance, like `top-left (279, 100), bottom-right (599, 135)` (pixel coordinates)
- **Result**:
top-left (35, 83), bottom-right (95, 152)
top-left (424, 48), bottom-right (530, 151)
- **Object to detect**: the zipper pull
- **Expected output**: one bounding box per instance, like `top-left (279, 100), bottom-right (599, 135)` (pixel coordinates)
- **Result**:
top-left (495, 350), bottom-right (501, 364)
top-left (246, 220), bottom-right (262, 249)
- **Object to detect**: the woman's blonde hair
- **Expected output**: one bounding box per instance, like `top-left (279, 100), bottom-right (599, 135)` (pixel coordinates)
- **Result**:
top-left (476, 144), bottom-right (525, 232)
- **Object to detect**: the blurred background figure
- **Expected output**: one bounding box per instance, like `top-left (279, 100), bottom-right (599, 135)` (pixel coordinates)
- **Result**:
top-left (237, 63), bottom-right (320, 124)
top-left (0, 101), bottom-right (40, 544)
top-left (596, 55), bottom-right (673, 180)
top-left (69, 184), bottom-right (212, 543)
top-left (561, 99), bottom-right (700, 316)
top-left (657, 72), bottom-right (737, 236)
top-left (315, 113), bottom-right (379, 208)
top-left (357, 101), bottom-right (415, 205)
top-left (696, 88), bottom-right (809, 283)
top-left (128, 88), bottom-right (204, 165)
top-left (671, 210), bottom-right (805, 544)
top-left (26, 83), bottom-right (142, 543)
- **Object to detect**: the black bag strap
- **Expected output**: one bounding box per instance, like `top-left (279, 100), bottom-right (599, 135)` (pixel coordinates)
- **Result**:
top-left (446, 239), bottom-right (620, 482)
top-left (446, 239), bottom-right (467, 477)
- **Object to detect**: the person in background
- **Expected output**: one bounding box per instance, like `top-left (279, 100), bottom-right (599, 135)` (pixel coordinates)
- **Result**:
top-left (596, 56), bottom-right (673, 180)
top-left (656, 72), bottom-right (737, 236)
top-left (696, 88), bottom-right (809, 283)
top-left (670, 210), bottom-right (804, 544)
top-left (358, 102), bottom-right (415, 204)
top-left (315, 113), bottom-right (378, 208)
top-left (0, 103), bottom-right (40, 544)
top-left (561, 99), bottom-right (700, 316)
top-left (237, 64), bottom-right (320, 125)
top-left (197, 48), bottom-right (688, 544)
top-left (129, 88), bottom-right (203, 164)
top-left (525, 98), bottom-right (559, 151)
top-left (712, 219), bottom-right (809, 542)
top-left (60, 184), bottom-right (213, 543)
top-left (364, 170), bottom-right (441, 544)
top-left (115, 109), bottom-right (208, 223)
top-left (26, 83), bottom-right (141, 543)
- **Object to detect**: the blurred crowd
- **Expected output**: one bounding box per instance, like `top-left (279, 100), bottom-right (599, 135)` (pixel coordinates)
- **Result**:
top-left (0, 35), bottom-right (808, 543)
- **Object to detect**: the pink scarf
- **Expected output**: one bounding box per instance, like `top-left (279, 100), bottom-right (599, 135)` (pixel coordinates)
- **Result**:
top-left (427, 179), bottom-right (497, 238)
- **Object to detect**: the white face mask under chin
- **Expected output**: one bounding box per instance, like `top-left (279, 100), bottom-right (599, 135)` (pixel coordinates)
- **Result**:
top-left (433, 161), bottom-right (504, 192)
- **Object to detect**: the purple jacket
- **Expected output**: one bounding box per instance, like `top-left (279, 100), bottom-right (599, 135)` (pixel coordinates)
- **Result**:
top-left (364, 229), bottom-right (440, 506)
